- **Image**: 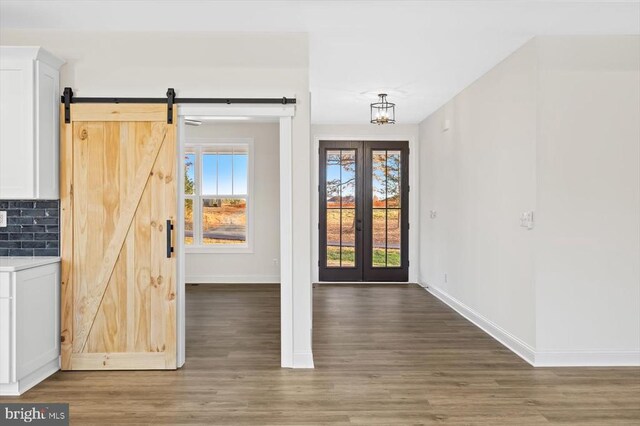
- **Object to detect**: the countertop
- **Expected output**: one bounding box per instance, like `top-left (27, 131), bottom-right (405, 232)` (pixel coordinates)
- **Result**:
top-left (0, 256), bottom-right (61, 272)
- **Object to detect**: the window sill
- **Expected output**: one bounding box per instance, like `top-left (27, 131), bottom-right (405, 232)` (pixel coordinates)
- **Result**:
top-left (185, 245), bottom-right (254, 254)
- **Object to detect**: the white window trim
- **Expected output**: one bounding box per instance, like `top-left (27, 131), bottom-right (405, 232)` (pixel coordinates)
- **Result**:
top-left (184, 137), bottom-right (255, 254)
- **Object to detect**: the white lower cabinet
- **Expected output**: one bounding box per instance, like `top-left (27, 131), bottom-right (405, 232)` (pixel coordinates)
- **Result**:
top-left (0, 258), bottom-right (60, 396)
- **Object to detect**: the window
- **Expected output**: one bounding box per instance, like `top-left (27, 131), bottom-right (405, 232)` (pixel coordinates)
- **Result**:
top-left (184, 139), bottom-right (253, 252)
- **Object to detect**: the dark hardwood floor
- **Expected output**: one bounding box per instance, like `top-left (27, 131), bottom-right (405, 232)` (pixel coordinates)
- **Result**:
top-left (2, 284), bottom-right (639, 424)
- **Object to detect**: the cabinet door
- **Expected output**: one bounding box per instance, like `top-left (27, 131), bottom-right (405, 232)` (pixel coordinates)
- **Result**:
top-left (36, 60), bottom-right (60, 199)
top-left (0, 298), bottom-right (11, 384)
top-left (0, 58), bottom-right (35, 198)
top-left (16, 265), bottom-right (59, 379)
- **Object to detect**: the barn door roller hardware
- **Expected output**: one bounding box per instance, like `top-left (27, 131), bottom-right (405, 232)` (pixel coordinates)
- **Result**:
top-left (61, 87), bottom-right (297, 124)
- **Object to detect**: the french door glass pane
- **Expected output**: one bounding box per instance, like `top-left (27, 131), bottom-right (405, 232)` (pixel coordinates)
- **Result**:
top-left (372, 209), bottom-right (386, 267)
top-left (184, 153), bottom-right (195, 195)
top-left (202, 198), bottom-right (246, 245)
top-left (184, 199), bottom-right (193, 245)
top-left (372, 151), bottom-right (386, 208)
top-left (341, 151), bottom-right (356, 207)
top-left (341, 209), bottom-right (356, 267)
top-left (371, 150), bottom-right (402, 268)
top-left (387, 209), bottom-right (401, 267)
top-left (325, 149), bottom-right (357, 268)
top-left (386, 151), bottom-right (401, 207)
top-left (326, 150), bottom-right (341, 208)
top-left (326, 208), bottom-right (340, 267)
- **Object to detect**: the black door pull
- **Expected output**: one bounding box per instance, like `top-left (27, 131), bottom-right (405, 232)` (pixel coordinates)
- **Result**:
top-left (166, 219), bottom-right (174, 258)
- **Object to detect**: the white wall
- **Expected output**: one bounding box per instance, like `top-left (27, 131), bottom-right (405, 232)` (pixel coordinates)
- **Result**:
top-left (0, 30), bottom-right (314, 367)
top-left (419, 41), bottom-right (538, 352)
top-left (184, 122), bottom-right (280, 283)
top-left (312, 124), bottom-right (419, 138)
top-left (310, 124), bottom-right (420, 282)
top-left (419, 36), bottom-right (640, 366)
top-left (534, 36), bottom-right (640, 363)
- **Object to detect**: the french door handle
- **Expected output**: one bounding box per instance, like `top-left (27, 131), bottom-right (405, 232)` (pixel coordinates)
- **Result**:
top-left (166, 219), bottom-right (174, 258)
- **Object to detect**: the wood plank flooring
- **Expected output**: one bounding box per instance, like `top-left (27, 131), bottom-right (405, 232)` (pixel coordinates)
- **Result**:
top-left (2, 284), bottom-right (638, 424)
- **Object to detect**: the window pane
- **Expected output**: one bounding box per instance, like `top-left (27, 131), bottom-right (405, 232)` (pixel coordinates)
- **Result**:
top-left (341, 209), bottom-right (356, 267)
top-left (372, 209), bottom-right (386, 267)
top-left (202, 154), bottom-right (217, 195)
top-left (326, 150), bottom-right (341, 208)
top-left (386, 151), bottom-right (401, 208)
top-left (372, 151), bottom-right (386, 208)
top-left (387, 209), bottom-right (401, 267)
top-left (184, 153), bottom-right (195, 195)
top-left (233, 153), bottom-right (248, 195)
top-left (217, 153), bottom-right (233, 195)
top-left (341, 247), bottom-right (355, 268)
top-left (341, 150), bottom-right (356, 208)
top-left (202, 198), bottom-right (246, 245)
top-left (326, 208), bottom-right (340, 267)
top-left (184, 199), bottom-right (193, 245)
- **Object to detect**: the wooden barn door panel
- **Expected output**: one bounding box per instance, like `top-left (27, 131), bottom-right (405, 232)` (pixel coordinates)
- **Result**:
top-left (61, 105), bottom-right (176, 370)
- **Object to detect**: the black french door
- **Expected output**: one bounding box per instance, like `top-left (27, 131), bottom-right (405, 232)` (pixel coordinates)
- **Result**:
top-left (319, 140), bottom-right (409, 282)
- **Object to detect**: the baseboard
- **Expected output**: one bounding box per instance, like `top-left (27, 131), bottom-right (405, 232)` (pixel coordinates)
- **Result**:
top-left (422, 283), bottom-right (536, 366)
top-left (0, 382), bottom-right (19, 396)
top-left (292, 352), bottom-right (314, 369)
top-left (535, 351), bottom-right (640, 367)
top-left (316, 281), bottom-right (417, 285)
top-left (186, 274), bottom-right (280, 284)
top-left (421, 283), bottom-right (640, 367)
top-left (0, 357), bottom-right (59, 396)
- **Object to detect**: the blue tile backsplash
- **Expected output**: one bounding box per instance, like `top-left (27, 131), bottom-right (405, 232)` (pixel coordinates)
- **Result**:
top-left (0, 200), bottom-right (60, 256)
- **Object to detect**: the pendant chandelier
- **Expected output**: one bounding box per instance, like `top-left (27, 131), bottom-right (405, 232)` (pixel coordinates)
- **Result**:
top-left (370, 93), bottom-right (395, 125)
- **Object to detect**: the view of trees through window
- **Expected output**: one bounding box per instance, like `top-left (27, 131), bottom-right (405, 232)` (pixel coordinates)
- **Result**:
top-left (371, 150), bottom-right (401, 268)
top-left (325, 149), bottom-right (401, 268)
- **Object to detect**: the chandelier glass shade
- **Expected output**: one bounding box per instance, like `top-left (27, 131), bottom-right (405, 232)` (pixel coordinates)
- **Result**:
top-left (370, 93), bottom-right (395, 125)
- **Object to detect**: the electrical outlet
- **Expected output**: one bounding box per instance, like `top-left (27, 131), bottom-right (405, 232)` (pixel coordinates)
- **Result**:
top-left (429, 210), bottom-right (437, 219)
top-left (272, 258), bottom-right (279, 266)
top-left (0, 211), bottom-right (6, 228)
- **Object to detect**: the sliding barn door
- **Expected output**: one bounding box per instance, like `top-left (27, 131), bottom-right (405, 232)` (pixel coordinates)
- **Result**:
top-left (60, 104), bottom-right (177, 370)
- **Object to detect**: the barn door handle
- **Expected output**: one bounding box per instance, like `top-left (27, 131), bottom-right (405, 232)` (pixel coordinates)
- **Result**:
top-left (166, 219), bottom-right (174, 258)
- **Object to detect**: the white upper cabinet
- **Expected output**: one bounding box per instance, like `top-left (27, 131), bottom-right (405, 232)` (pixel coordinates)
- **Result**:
top-left (0, 47), bottom-right (64, 199)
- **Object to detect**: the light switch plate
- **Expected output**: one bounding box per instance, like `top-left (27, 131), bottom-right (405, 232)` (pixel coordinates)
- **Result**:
top-left (520, 211), bottom-right (534, 230)
top-left (0, 211), bottom-right (6, 228)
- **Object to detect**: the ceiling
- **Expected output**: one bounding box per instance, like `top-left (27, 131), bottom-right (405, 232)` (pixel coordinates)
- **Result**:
top-left (1, 1), bottom-right (638, 124)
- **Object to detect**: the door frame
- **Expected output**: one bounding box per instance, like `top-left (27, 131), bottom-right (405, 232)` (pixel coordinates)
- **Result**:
top-left (176, 104), bottom-right (297, 368)
top-left (312, 134), bottom-right (419, 284)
